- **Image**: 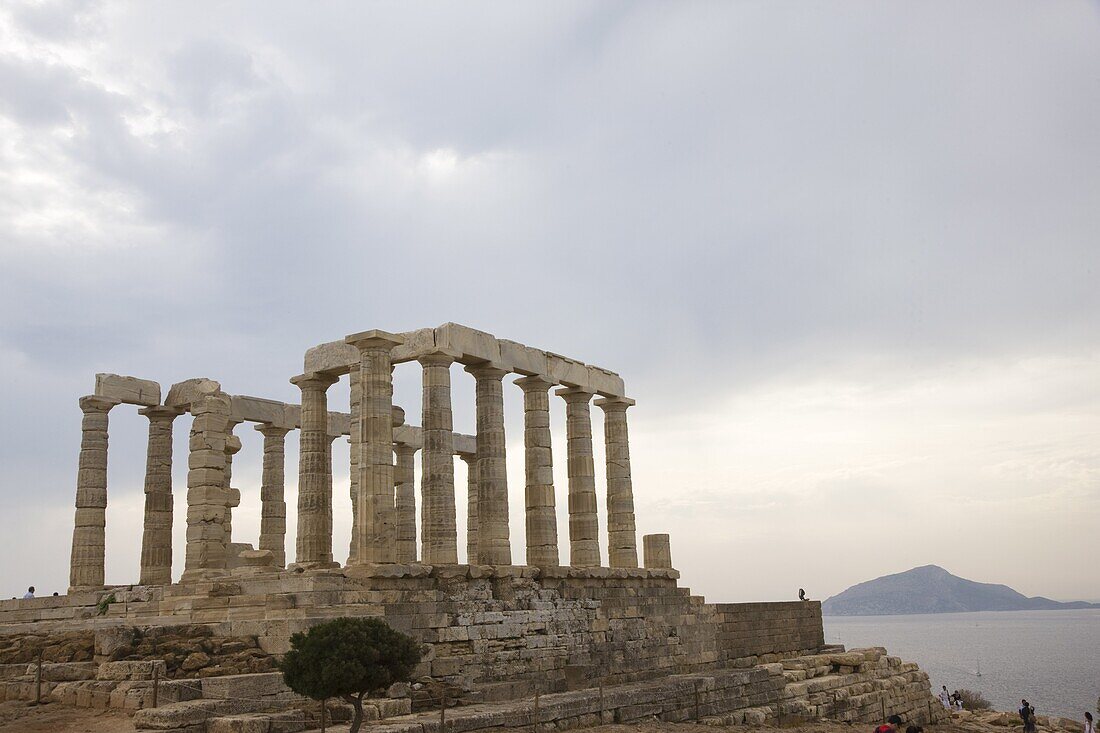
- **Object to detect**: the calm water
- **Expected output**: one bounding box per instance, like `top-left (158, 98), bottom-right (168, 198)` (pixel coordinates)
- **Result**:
top-left (824, 610), bottom-right (1100, 721)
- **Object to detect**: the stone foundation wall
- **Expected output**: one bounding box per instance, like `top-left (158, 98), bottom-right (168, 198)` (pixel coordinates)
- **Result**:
top-left (714, 601), bottom-right (825, 666)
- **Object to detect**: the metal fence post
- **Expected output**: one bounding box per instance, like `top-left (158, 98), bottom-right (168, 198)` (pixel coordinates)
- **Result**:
top-left (34, 650), bottom-right (43, 705)
top-left (152, 663), bottom-right (160, 708)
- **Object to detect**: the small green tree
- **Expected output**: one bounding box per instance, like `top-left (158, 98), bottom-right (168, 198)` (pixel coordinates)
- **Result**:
top-left (281, 617), bottom-right (422, 733)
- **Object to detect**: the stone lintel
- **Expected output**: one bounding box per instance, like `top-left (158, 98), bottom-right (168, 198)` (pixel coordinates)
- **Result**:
top-left (165, 378), bottom-right (222, 410)
top-left (95, 373), bottom-right (161, 407)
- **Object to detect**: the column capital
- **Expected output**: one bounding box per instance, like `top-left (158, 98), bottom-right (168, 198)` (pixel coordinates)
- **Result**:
top-left (138, 405), bottom-right (183, 421)
top-left (79, 395), bottom-right (121, 413)
top-left (417, 349), bottom-right (460, 367)
top-left (555, 386), bottom-right (596, 403)
top-left (594, 396), bottom-right (636, 411)
top-left (255, 423), bottom-right (292, 438)
top-left (225, 435), bottom-right (243, 455)
top-left (457, 451), bottom-right (477, 465)
top-left (464, 362), bottom-right (509, 380)
top-left (514, 375), bottom-right (557, 392)
top-left (290, 372), bottom-right (339, 390)
top-left (394, 442), bottom-right (419, 457)
top-left (345, 329), bottom-right (405, 352)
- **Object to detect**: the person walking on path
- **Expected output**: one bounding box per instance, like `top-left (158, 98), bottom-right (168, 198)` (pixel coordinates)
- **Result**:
top-left (940, 687), bottom-right (951, 709)
top-left (21, 586), bottom-right (34, 599)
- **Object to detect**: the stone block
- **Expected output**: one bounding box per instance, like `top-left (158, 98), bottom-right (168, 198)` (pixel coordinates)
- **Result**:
top-left (392, 327), bottom-right (437, 362)
top-left (498, 340), bottom-right (549, 377)
top-left (95, 373), bottom-right (161, 406)
top-left (165, 378), bottom-right (223, 409)
top-left (303, 340), bottom-right (358, 374)
top-left (587, 366), bottom-right (626, 397)
top-left (545, 353), bottom-right (590, 388)
top-left (435, 323), bottom-right (501, 364)
top-left (229, 396), bottom-right (288, 427)
top-left (97, 660), bottom-right (166, 681)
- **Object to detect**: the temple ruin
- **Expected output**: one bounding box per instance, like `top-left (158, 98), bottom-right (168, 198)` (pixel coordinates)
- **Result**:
top-left (0, 323), bottom-right (949, 732)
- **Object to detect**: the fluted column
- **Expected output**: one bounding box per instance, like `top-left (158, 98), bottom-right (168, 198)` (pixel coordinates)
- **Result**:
top-left (516, 377), bottom-right (558, 567)
top-left (182, 391), bottom-right (233, 579)
top-left (558, 388), bottom-right (600, 567)
top-left (291, 372), bottom-right (339, 567)
top-left (256, 424), bottom-right (290, 567)
top-left (138, 405), bottom-right (181, 585)
top-left (596, 397), bottom-right (639, 568)
top-left (347, 368), bottom-right (361, 563)
top-left (459, 453), bottom-right (478, 562)
top-left (223, 423), bottom-right (242, 545)
top-left (418, 352), bottom-right (458, 564)
top-left (466, 364), bottom-right (511, 565)
top-left (69, 395), bottom-right (120, 589)
top-left (395, 443), bottom-right (418, 563)
top-left (347, 330), bottom-right (404, 565)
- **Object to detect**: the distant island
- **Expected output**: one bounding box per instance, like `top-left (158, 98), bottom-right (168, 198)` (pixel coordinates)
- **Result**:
top-left (822, 565), bottom-right (1100, 616)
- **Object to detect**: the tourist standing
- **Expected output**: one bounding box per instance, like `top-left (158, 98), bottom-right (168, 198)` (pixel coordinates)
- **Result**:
top-left (21, 586), bottom-right (34, 599)
top-left (940, 687), bottom-right (951, 709)
top-left (1083, 712), bottom-right (1094, 733)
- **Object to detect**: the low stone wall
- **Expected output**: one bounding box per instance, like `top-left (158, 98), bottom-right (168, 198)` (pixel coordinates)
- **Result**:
top-left (714, 601), bottom-right (825, 666)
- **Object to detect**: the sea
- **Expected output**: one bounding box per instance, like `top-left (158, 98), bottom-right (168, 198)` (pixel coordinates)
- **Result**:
top-left (824, 610), bottom-right (1100, 721)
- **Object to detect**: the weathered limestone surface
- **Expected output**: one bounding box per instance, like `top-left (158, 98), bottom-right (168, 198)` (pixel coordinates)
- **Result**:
top-left (347, 330), bottom-right (404, 565)
top-left (419, 352), bottom-right (458, 564)
top-left (255, 425), bottom-right (290, 567)
top-left (138, 406), bottom-right (180, 585)
top-left (460, 454), bottom-right (478, 562)
top-left (558, 388), bottom-right (600, 567)
top-left (516, 376), bottom-right (558, 567)
top-left (347, 367), bottom-right (361, 563)
top-left (94, 373), bottom-right (160, 407)
top-left (70, 395), bottom-right (120, 589)
top-left (290, 372), bottom-right (338, 568)
top-left (222, 427), bottom-right (242, 545)
top-left (182, 391), bottom-right (233, 579)
top-left (394, 444), bottom-right (417, 563)
top-left (643, 533), bottom-right (672, 569)
top-left (596, 397), bottom-right (639, 568)
top-left (466, 364), bottom-right (511, 566)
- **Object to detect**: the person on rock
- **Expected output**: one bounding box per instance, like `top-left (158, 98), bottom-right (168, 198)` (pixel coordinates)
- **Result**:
top-left (941, 687), bottom-right (952, 709)
top-left (874, 714), bottom-right (904, 733)
top-left (1083, 712), bottom-right (1094, 733)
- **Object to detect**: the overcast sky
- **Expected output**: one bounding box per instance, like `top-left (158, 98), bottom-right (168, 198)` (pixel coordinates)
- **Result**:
top-left (1, 1), bottom-right (1097, 604)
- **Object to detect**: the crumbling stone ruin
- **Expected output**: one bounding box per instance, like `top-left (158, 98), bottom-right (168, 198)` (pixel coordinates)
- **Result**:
top-left (0, 323), bottom-right (951, 732)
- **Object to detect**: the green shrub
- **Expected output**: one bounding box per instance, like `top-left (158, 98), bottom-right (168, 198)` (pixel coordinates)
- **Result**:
top-left (280, 617), bottom-right (421, 733)
top-left (956, 689), bottom-right (993, 711)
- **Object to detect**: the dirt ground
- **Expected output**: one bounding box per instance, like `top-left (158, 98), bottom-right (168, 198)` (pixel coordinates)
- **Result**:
top-left (0, 700), bottom-right (136, 733)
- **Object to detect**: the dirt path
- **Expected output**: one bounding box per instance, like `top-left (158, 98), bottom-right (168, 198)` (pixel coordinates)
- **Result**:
top-left (0, 700), bottom-right (135, 733)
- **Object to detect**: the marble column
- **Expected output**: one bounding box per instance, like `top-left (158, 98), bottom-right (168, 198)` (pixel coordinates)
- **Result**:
top-left (69, 395), bottom-right (120, 589)
top-left (291, 372), bottom-right (339, 567)
top-left (557, 388), bottom-right (600, 567)
top-left (182, 391), bottom-right (233, 579)
top-left (418, 351), bottom-right (458, 564)
top-left (222, 423), bottom-right (242, 545)
top-left (256, 424), bottom-right (290, 567)
top-left (466, 364), bottom-right (511, 566)
top-left (516, 377), bottom-right (558, 567)
top-left (394, 443), bottom-right (418, 563)
top-left (346, 330), bottom-right (404, 565)
top-left (596, 397), bottom-right (639, 569)
top-left (643, 533), bottom-right (672, 569)
top-left (459, 453), bottom-right (478, 563)
top-left (347, 367), bottom-right (361, 563)
top-left (138, 405), bottom-right (180, 585)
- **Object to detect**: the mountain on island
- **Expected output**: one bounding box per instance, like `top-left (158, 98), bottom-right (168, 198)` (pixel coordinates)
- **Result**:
top-left (822, 565), bottom-right (1100, 616)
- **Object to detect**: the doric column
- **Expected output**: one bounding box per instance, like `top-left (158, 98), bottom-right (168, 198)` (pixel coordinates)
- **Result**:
top-left (182, 391), bottom-right (233, 579)
top-left (346, 330), bottom-right (404, 565)
top-left (595, 397), bottom-right (639, 569)
top-left (418, 351), bottom-right (459, 564)
top-left (290, 372), bottom-right (339, 567)
top-left (643, 533), bottom-right (672, 569)
top-left (347, 367), bottom-right (361, 563)
top-left (465, 364), bottom-right (511, 566)
top-left (557, 388), bottom-right (600, 567)
top-left (69, 395), bottom-right (120, 590)
top-left (256, 424), bottom-right (290, 567)
top-left (459, 453), bottom-right (478, 563)
top-left (222, 423), bottom-right (242, 545)
top-left (138, 405), bottom-right (181, 585)
top-left (516, 377), bottom-right (558, 567)
top-left (394, 443), bottom-right (418, 563)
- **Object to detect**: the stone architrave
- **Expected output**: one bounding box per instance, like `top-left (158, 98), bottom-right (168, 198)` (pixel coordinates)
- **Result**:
top-left (222, 423), bottom-right (242, 545)
top-left (256, 424), bottom-right (290, 567)
top-left (394, 443), bottom-right (418, 563)
top-left (290, 372), bottom-right (339, 568)
top-left (182, 391), bottom-right (233, 579)
top-left (138, 405), bottom-right (181, 585)
top-left (465, 364), bottom-right (511, 566)
top-left (515, 376), bottom-right (558, 567)
top-left (459, 454), bottom-right (478, 563)
top-left (595, 397), bottom-right (639, 569)
top-left (347, 368), bottom-right (361, 563)
top-left (346, 330), bottom-right (404, 565)
top-left (69, 395), bottom-right (120, 589)
top-left (418, 351), bottom-right (459, 564)
top-left (643, 533), bottom-right (672, 569)
top-left (557, 387), bottom-right (601, 567)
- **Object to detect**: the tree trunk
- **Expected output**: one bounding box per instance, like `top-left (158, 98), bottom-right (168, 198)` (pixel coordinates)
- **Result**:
top-left (344, 693), bottom-right (366, 733)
